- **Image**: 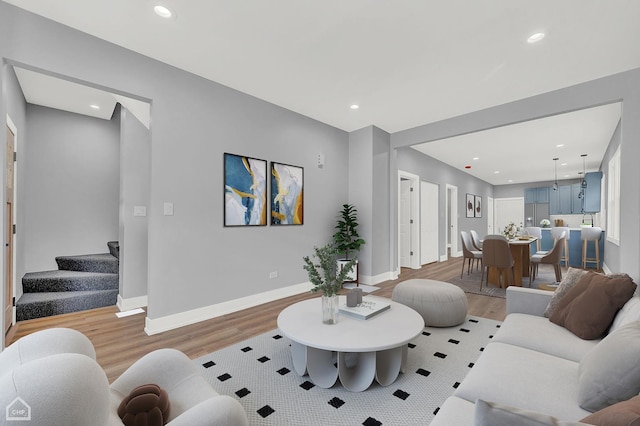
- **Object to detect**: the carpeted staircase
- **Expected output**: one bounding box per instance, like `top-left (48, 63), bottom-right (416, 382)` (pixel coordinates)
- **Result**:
top-left (16, 242), bottom-right (120, 321)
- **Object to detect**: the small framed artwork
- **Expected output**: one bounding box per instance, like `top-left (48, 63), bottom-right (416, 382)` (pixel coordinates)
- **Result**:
top-left (475, 196), bottom-right (483, 218)
top-left (466, 193), bottom-right (475, 218)
top-left (224, 153), bottom-right (267, 226)
top-left (271, 162), bottom-right (304, 225)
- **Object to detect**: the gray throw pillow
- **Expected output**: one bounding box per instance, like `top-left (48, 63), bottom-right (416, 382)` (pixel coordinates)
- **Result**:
top-left (578, 322), bottom-right (640, 412)
top-left (544, 268), bottom-right (587, 318)
top-left (474, 399), bottom-right (591, 426)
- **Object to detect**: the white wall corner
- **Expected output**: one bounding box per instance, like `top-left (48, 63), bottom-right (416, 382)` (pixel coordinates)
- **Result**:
top-left (144, 281), bottom-right (314, 335)
top-left (439, 254), bottom-right (449, 262)
top-left (117, 294), bottom-right (148, 312)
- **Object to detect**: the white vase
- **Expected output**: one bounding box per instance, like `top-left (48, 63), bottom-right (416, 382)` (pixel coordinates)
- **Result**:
top-left (321, 294), bottom-right (339, 325)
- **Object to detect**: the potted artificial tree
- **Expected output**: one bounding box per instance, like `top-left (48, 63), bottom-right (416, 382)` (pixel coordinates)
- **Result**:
top-left (303, 243), bottom-right (356, 324)
top-left (332, 204), bottom-right (365, 283)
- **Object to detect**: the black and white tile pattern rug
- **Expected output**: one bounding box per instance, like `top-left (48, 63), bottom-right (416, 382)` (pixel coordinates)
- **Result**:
top-left (196, 315), bottom-right (500, 425)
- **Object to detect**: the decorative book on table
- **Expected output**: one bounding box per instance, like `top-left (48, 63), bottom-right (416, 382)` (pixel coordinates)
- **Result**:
top-left (339, 298), bottom-right (390, 320)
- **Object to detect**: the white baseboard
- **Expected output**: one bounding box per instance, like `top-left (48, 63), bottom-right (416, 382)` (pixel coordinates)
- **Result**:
top-left (439, 254), bottom-right (448, 262)
top-left (602, 262), bottom-right (612, 275)
top-left (117, 294), bottom-right (148, 311)
top-left (144, 282), bottom-right (313, 336)
top-left (359, 271), bottom-right (395, 286)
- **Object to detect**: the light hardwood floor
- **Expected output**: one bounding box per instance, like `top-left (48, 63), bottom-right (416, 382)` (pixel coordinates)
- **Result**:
top-left (7, 255), bottom-right (505, 383)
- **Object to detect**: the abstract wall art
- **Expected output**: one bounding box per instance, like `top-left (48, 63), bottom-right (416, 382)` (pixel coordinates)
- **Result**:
top-left (224, 153), bottom-right (267, 226)
top-left (466, 193), bottom-right (475, 218)
top-left (271, 162), bottom-right (304, 225)
top-left (474, 196), bottom-right (482, 218)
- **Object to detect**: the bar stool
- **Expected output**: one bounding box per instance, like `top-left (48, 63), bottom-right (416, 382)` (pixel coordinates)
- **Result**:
top-left (524, 227), bottom-right (542, 252)
top-left (581, 226), bottom-right (602, 270)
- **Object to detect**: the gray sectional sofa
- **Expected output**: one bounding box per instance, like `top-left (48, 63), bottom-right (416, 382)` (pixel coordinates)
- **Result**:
top-left (430, 278), bottom-right (640, 425)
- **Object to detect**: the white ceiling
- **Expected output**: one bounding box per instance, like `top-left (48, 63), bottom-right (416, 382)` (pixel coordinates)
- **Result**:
top-left (5, 0), bottom-right (638, 185)
top-left (412, 103), bottom-right (621, 185)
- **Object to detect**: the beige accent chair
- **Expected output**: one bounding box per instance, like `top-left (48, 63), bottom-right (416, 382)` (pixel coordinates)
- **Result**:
top-left (461, 231), bottom-right (482, 278)
top-left (470, 230), bottom-right (483, 251)
top-left (480, 235), bottom-right (514, 290)
top-left (551, 226), bottom-right (570, 266)
top-left (530, 232), bottom-right (565, 284)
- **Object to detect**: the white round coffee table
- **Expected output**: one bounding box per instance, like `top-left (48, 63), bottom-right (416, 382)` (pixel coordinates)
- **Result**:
top-left (277, 295), bottom-right (424, 392)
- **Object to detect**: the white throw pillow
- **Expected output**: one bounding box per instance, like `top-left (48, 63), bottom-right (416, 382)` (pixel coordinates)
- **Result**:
top-left (609, 296), bottom-right (640, 333)
top-left (578, 321), bottom-right (640, 412)
top-left (474, 399), bottom-right (591, 426)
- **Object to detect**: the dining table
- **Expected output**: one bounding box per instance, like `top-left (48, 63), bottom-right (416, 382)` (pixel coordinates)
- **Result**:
top-left (487, 236), bottom-right (537, 287)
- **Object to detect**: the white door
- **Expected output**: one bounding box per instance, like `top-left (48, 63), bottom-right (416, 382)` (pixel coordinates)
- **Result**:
top-left (494, 197), bottom-right (525, 236)
top-left (446, 184), bottom-right (459, 257)
top-left (421, 181), bottom-right (438, 264)
top-left (487, 196), bottom-right (494, 235)
top-left (399, 179), bottom-right (412, 268)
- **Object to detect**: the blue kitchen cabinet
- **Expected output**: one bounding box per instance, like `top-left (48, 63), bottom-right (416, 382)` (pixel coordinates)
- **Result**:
top-left (583, 172), bottom-right (603, 213)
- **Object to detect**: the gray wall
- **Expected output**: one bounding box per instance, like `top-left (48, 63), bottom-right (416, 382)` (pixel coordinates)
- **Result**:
top-left (118, 106), bottom-right (150, 301)
top-left (23, 105), bottom-right (120, 273)
top-left (396, 147), bottom-right (493, 257)
top-left (392, 68), bottom-right (640, 282)
top-left (0, 2), bottom-right (350, 324)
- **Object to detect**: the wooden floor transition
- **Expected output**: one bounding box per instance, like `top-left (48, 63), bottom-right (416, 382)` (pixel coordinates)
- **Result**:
top-left (8, 255), bottom-right (505, 383)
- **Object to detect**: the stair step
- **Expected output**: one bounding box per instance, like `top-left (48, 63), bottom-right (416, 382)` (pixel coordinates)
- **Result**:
top-left (107, 241), bottom-right (119, 259)
top-left (16, 290), bottom-right (118, 321)
top-left (56, 253), bottom-right (119, 274)
top-left (22, 270), bottom-right (118, 292)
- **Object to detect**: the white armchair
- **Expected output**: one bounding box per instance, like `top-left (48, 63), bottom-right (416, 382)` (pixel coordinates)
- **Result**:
top-left (0, 329), bottom-right (248, 426)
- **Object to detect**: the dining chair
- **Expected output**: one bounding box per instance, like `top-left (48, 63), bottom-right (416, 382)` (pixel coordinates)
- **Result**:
top-left (480, 235), bottom-right (514, 290)
top-left (470, 230), bottom-right (483, 251)
top-left (581, 227), bottom-right (603, 271)
top-left (524, 226), bottom-right (542, 252)
top-left (460, 231), bottom-right (482, 278)
top-left (530, 232), bottom-right (566, 284)
top-left (551, 226), bottom-right (570, 266)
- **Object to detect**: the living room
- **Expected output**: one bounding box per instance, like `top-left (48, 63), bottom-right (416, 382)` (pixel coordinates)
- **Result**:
top-left (2, 2), bottom-right (640, 424)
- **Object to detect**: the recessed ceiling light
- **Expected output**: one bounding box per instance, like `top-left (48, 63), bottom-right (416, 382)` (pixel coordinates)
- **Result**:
top-left (89, 104), bottom-right (100, 110)
top-left (494, 171), bottom-right (500, 174)
top-left (508, 179), bottom-right (513, 183)
top-left (154, 5), bottom-right (174, 19)
top-left (350, 104), bottom-right (359, 110)
top-left (561, 162), bottom-right (568, 166)
top-left (527, 32), bottom-right (545, 43)
top-left (472, 157), bottom-right (479, 161)
top-left (556, 144), bottom-right (564, 147)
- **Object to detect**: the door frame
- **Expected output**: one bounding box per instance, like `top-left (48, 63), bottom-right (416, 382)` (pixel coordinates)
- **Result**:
top-left (446, 184), bottom-right (460, 257)
top-left (397, 170), bottom-right (421, 270)
top-left (420, 180), bottom-right (439, 265)
top-left (6, 115), bottom-right (18, 331)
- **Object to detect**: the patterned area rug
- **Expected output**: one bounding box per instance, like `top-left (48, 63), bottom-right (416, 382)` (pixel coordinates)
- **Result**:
top-left (446, 264), bottom-right (564, 298)
top-left (195, 315), bottom-right (500, 425)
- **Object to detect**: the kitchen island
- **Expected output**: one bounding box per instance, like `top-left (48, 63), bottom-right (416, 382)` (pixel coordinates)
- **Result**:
top-left (537, 228), bottom-right (604, 269)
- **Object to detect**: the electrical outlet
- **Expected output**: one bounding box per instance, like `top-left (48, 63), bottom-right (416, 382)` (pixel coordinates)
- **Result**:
top-left (269, 271), bottom-right (278, 279)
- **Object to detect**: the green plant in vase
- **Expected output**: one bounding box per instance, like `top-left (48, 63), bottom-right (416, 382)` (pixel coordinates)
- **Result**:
top-left (332, 204), bottom-right (365, 282)
top-left (303, 243), bottom-right (356, 324)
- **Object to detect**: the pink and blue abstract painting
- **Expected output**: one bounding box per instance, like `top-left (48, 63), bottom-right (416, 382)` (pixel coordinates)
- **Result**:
top-left (224, 153), bottom-right (267, 226)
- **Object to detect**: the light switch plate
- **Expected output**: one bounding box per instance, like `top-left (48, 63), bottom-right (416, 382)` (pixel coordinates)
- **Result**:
top-left (133, 206), bottom-right (147, 217)
top-left (163, 202), bottom-right (174, 216)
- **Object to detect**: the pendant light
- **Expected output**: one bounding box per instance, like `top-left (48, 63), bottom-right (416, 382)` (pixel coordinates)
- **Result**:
top-left (581, 154), bottom-right (588, 189)
top-left (552, 158), bottom-right (559, 190)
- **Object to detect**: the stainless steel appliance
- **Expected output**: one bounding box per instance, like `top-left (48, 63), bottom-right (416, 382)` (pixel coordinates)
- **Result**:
top-left (524, 203), bottom-right (550, 228)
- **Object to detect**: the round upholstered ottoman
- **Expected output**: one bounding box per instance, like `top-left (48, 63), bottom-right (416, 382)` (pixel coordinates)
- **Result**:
top-left (391, 279), bottom-right (468, 327)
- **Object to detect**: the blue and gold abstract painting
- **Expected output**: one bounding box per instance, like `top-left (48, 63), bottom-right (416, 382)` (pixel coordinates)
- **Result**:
top-left (224, 153), bottom-right (267, 226)
top-left (271, 162), bottom-right (303, 225)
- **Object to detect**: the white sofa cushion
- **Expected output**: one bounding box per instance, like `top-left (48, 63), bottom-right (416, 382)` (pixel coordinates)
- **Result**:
top-left (492, 313), bottom-right (600, 362)
top-left (454, 342), bottom-right (591, 420)
top-left (428, 396), bottom-right (476, 426)
top-left (474, 399), bottom-right (592, 426)
top-left (578, 321), bottom-right (640, 412)
top-left (609, 296), bottom-right (640, 333)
